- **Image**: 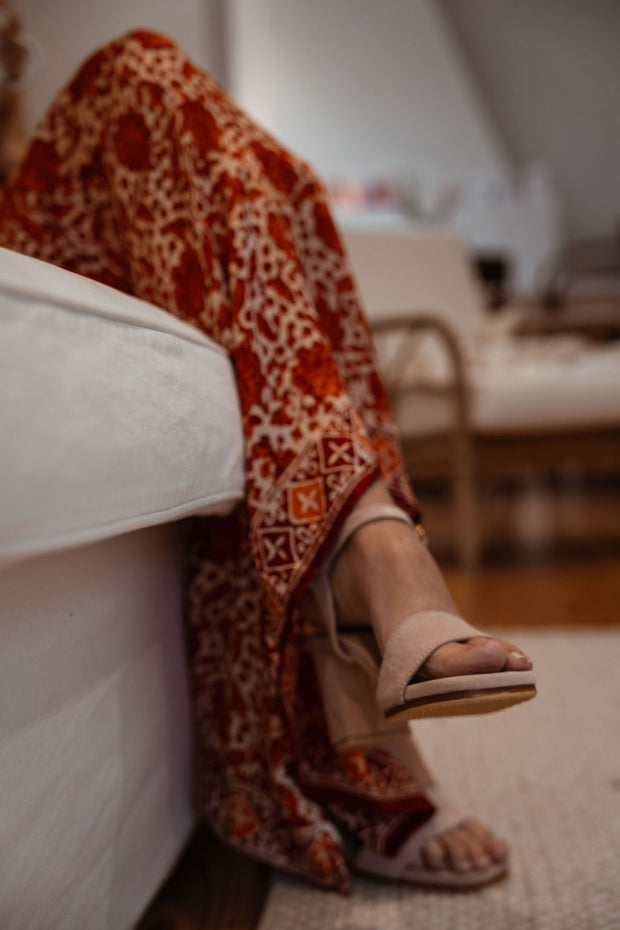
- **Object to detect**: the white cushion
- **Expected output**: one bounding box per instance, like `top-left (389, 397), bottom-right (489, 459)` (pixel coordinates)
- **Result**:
top-left (471, 334), bottom-right (620, 432)
top-left (0, 248), bottom-right (245, 564)
top-left (393, 333), bottom-right (620, 435)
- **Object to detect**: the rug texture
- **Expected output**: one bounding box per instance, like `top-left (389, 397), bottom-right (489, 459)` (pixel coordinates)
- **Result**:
top-left (259, 631), bottom-right (620, 930)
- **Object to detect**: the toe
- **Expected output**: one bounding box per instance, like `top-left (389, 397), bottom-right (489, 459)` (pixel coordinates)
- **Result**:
top-left (424, 637), bottom-right (506, 678)
top-left (440, 826), bottom-right (475, 872)
top-left (456, 824), bottom-right (493, 869)
top-left (417, 818), bottom-right (509, 877)
top-left (421, 836), bottom-right (448, 871)
top-left (499, 639), bottom-right (533, 671)
top-left (422, 637), bottom-right (532, 679)
top-left (461, 819), bottom-right (509, 864)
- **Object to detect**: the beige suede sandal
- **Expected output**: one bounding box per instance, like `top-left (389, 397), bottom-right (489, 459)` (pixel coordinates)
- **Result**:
top-left (350, 786), bottom-right (508, 890)
top-left (309, 503), bottom-right (536, 727)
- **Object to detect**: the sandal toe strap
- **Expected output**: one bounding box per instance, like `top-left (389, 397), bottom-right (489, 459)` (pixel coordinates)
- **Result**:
top-left (376, 610), bottom-right (482, 712)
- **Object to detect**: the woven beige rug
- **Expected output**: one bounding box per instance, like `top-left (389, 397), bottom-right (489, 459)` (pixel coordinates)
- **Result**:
top-left (259, 631), bottom-right (620, 930)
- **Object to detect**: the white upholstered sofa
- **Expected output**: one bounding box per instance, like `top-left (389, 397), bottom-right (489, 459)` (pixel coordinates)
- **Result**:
top-left (0, 248), bottom-right (245, 930)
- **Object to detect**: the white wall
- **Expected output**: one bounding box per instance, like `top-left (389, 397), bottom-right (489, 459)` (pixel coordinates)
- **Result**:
top-left (226, 0), bottom-right (510, 188)
top-left (13, 0), bottom-right (615, 243)
top-left (438, 0), bottom-right (620, 239)
top-left (14, 0), bottom-right (226, 130)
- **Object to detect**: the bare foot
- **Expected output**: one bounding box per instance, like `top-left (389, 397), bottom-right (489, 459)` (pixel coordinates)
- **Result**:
top-left (350, 773), bottom-right (510, 885)
top-left (331, 481), bottom-right (532, 678)
top-left (384, 745), bottom-right (510, 877)
top-left (418, 818), bottom-right (508, 873)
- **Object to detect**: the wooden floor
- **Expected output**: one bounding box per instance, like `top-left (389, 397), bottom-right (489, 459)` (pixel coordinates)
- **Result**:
top-left (135, 826), bottom-right (271, 930)
top-left (427, 474), bottom-right (620, 631)
top-left (136, 473), bottom-right (620, 930)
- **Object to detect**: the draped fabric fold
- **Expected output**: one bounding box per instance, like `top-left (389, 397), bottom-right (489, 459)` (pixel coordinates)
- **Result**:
top-left (0, 31), bottom-right (430, 890)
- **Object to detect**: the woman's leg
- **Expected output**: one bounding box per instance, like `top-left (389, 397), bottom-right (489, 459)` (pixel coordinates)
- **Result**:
top-left (299, 482), bottom-right (517, 877)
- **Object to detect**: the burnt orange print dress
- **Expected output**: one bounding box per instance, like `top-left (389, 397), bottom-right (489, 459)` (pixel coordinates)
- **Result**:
top-left (0, 31), bottom-right (434, 890)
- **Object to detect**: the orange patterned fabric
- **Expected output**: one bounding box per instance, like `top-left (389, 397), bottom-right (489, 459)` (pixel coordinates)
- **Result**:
top-left (0, 32), bottom-right (430, 890)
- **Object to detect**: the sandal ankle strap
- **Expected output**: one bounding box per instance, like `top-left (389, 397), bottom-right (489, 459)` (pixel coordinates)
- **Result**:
top-left (329, 503), bottom-right (414, 571)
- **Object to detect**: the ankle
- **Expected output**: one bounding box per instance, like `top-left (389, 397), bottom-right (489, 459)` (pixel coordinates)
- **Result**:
top-left (331, 517), bottom-right (458, 650)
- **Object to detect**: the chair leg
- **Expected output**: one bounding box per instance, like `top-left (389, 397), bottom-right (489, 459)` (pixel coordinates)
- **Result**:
top-left (453, 434), bottom-right (479, 572)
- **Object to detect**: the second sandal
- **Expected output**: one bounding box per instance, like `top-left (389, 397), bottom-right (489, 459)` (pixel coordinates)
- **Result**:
top-left (349, 785), bottom-right (509, 889)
